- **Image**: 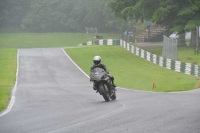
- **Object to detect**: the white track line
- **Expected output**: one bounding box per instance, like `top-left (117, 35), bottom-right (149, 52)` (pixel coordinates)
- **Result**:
top-left (61, 48), bottom-right (89, 78)
top-left (0, 50), bottom-right (19, 117)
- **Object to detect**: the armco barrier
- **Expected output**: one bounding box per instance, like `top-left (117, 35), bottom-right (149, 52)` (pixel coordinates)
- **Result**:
top-left (120, 39), bottom-right (200, 77)
top-left (79, 39), bottom-right (120, 46)
top-left (79, 39), bottom-right (200, 77)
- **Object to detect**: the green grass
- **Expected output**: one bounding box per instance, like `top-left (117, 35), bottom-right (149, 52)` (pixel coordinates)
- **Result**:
top-left (0, 87), bottom-right (12, 111)
top-left (0, 48), bottom-right (17, 111)
top-left (65, 45), bottom-right (198, 92)
top-left (0, 33), bottom-right (120, 48)
top-left (178, 47), bottom-right (200, 65)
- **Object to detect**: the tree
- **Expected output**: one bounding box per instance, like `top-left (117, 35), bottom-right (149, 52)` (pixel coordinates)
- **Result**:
top-left (0, 0), bottom-right (149, 33)
top-left (109, 0), bottom-right (200, 46)
top-left (23, 0), bottom-right (124, 32)
top-left (152, 0), bottom-right (200, 46)
top-left (0, 0), bottom-right (31, 31)
top-left (177, 0), bottom-right (200, 47)
top-left (151, 0), bottom-right (188, 46)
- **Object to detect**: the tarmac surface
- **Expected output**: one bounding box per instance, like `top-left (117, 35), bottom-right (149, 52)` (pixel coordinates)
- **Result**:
top-left (0, 48), bottom-right (200, 133)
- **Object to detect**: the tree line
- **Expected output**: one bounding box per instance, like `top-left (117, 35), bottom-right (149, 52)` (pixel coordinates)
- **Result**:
top-left (1, 0), bottom-right (199, 46)
top-left (108, 0), bottom-right (200, 46)
top-left (0, 0), bottom-right (141, 33)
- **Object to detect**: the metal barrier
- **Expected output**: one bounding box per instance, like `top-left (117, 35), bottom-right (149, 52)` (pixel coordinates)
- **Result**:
top-left (162, 35), bottom-right (178, 60)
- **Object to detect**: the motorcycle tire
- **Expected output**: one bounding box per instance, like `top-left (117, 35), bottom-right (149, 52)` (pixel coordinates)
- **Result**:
top-left (99, 85), bottom-right (110, 102)
top-left (110, 91), bottom-right (116, 100)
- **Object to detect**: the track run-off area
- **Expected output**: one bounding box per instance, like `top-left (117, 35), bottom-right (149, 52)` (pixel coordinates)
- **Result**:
top-left (0, 48), bottom-right (200, 133)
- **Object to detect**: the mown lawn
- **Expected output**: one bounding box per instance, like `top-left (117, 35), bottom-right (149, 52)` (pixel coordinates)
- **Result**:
top-left (65, 45), bottom-right (199, 92)
top-left (0, 48), bottom-right (17, 111)
top-left (0, 33), bottom-right (120, 48)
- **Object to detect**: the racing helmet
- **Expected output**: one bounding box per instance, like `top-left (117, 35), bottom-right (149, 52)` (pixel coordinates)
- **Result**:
top-left (93, 56), bottom-right (101, 65)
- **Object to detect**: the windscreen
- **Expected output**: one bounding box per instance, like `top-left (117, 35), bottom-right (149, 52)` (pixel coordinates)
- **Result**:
top-left (90, 67), bottom-right (107, 81)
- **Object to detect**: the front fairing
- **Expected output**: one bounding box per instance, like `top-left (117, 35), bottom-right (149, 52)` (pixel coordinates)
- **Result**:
top-left (90, 67), bottom-right (107, 81)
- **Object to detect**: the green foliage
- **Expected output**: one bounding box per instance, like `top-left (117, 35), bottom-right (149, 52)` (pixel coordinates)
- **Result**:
top-left (1, 0), bottom-right (200, 33)
top-left (184, 18), bottom-right (200, 30)
top-left (109, 0), bottom-right (200, 32)
top-left (0, 0), bottom-right (31, 30)
top-left (0, 0), bottom-right (131, 32)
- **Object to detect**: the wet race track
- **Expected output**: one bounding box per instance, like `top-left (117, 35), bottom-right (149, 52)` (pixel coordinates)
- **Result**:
top-left (0, 48), bottom-right (200, 133)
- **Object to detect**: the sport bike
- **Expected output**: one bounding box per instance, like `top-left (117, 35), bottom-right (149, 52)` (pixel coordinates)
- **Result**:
top-left (90, 67), bottom-right (116, 101)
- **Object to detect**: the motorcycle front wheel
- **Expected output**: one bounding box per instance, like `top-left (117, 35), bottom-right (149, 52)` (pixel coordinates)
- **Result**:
top-left (99, 85), bottom-right (110, 102)
top-left (110, 91), bottom-right (116, 100)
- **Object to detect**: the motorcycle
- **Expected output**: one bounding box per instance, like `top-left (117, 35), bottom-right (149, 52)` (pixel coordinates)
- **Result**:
top-left (90, 67), bottom-right (116, 101)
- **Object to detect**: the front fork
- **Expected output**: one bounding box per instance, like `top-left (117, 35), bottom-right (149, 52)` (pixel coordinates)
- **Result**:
top-left (94, 78), bottom-right (113, 94)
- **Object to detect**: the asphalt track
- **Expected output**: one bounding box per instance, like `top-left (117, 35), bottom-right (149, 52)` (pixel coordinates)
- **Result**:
top-left (0, 48), bottom-right (200, 133)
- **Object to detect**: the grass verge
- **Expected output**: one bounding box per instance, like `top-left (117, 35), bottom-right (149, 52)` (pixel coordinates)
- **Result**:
top-left (0, 87), bottom-right (12, 111)
top-left (0, 48), bottom-right (17, 112)
top-left (65, 45), bottom-right (198, 92)
top-left (0, 33), bottom-right (120, 48)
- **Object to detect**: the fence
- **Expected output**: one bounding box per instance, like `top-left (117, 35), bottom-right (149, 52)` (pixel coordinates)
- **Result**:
top-left (79, 39), bottom-right (200, 77)
top-left (162, 35), bottom-right (178, 60)
top-left (79, 39), bottom-right (120, 46)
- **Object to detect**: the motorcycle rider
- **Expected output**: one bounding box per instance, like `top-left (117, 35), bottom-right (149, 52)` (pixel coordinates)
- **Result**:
top-left (90, 55), bottom-right (116, 91)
